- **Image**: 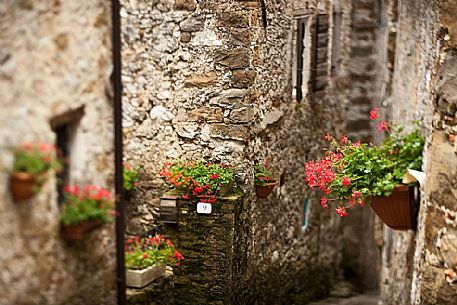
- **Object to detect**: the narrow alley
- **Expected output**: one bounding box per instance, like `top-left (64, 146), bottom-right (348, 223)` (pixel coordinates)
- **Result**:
top-left (1, 0), bottom-right (456, 305)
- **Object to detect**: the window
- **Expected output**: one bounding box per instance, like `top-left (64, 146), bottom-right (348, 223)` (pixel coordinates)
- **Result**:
top-left (331, 10), bottom-right (342, 76)
top-left (310, 14), bottom-right (329, 92)
top-left (292, 14), bottom-right (330, 101)
top-left (50, 106), bottom-right (84, 203)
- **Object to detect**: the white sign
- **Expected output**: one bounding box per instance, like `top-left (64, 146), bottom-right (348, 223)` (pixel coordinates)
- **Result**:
top-left (197, 202), bottom-right (212, 214)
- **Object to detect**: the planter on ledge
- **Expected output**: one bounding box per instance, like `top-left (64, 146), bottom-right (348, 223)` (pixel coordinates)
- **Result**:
top-left (370, 185), bottom-right (417, 230)
top-left (126, 265), bottom-right (166, 288)
top-left (61, 220), bottom-right (103, 240)
top-left (10, 172), bottom-right (37, 201)
top-left (255, 182), bottom-right (278, 198)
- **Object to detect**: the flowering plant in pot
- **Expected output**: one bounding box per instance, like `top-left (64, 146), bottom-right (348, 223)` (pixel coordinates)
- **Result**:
top-left (254, 163), bottom-right (278, 198)
top-left (60, 185), bottom-right (114, 240)
top-left (123, 163), bottom-right (139, 192)
top-left (304, 108), bottom-right (424, 229)
top-left (10, 143), bottom-right (62, 201)
top-left (158, 160), bottom-right (235, 203)
top-left (125, 235), bottom-right (184, 288)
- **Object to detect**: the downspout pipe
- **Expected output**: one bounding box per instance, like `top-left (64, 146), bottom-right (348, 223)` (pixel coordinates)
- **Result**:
top-left (111, 0), bottom-right (126, 304)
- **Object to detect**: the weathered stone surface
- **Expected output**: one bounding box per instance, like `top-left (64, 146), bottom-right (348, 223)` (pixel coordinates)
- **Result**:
top-left (180, 17), bottom-right (204, 32)
top-left (126, 272), bottom-right (174, 305)
top-left (217, 11), bottom-right (250, 28)
top-left (180, 32), bottom-right (192, 43)
top-left (187, 106), bottom-right (223, 122)
top-left (214, 48), bottom-right (250, 68)
top-left (209, 124), bottom-right (250, 141)
top-left (231, 69), bottom-right (256, 88)
top-left (0, 1), bottom-right (116, 305)
top-left (230, 28), bottom-right (252, 46)
top-left (174, 0), bottom-right (197, 11)
top-left (230, 106), bottom-right (255, 123)
top-left (163, 198), bottom-right (241, 305)
top-left (150, 106), bottom-right (175, 121)
top-left (184, 72), bottom-right (218, 88)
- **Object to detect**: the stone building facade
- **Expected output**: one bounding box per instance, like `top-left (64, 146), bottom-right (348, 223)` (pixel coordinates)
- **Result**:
top-left (1, 0), bottom-right (456, 304)
top-left (377, 0), bottom-right (457, 304)
top-left (0, 1), bottom-right (117, 305)
top-left (121, 0), bottom-right (355, 302)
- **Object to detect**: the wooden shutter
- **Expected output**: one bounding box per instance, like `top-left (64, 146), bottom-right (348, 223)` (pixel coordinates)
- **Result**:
top-left (311, 14), bottom-right (329, 92)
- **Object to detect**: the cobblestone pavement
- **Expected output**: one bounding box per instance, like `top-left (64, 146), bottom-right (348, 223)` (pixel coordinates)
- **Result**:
top-left (308, 292), bottom-right (379, 305)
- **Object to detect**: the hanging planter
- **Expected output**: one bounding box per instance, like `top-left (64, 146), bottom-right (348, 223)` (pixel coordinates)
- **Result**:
top-left (10, 172), bottom-right (36, 201)
top-left (370, 185), bottom-right (417, 230)
top-left (61, 220), bottom-right (103, 240)
top-left (254, 163), bottom-right (278, 198)
top-left (60, 185), bottom-right (114, 240)
top-left (10, 143), bottom-right (62, 202)
top-left (304, 107), bottom-right (425, 217)
top-left (255, 182), bottom-right (278, 198)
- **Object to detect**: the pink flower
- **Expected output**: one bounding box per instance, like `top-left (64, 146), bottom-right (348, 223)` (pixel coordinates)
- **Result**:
top-left (325, 132), bottom-right (332, 142)
top-left (21, 143), bottom-right (33, 151)
top-left (336, 206), bottom-right (348, 217)
top-left (64, 185), bottom-right (80, 196)
top-left (208, 196), bottom-right (216, 203)
top-left (182, 195), bottom-right (189, 199)
top-left (320, 197), bottom-right (328, 208)
top-left (341, 177), bottom-right (351, 187)
top-left (370, 108), bottom-right (380, 120)
top-left (210, 174), bottom-right (220, 180)
top-left (377, 121), bottom-right (388, 132)
top-left (352, 191), bottom-right (361, 199)
top-left (353, 141), bottom-right (361, 147)
top-left (340, 134), bottom-right (348, 144)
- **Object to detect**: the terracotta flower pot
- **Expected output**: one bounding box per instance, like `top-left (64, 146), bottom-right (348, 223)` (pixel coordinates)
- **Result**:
top-left (256, 182), bottom-right (278, 198)
top-left (61, 220), bottom-right (103, 240)
top-left (10, 172), bottom-right (37, 201)
top-left (370, 185), bottom-right (417, 230)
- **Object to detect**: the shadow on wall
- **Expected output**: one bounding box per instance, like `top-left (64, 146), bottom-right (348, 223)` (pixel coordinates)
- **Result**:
top-left (235, 262), bottom-right (333, 305)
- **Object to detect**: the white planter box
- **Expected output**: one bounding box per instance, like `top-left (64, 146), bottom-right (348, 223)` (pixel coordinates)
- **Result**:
top-left (126, 264), bottom-right (166, 288)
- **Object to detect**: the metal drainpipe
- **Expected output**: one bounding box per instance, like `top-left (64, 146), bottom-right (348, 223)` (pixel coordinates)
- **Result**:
top-left (111, 0), bottom-right (126, 304)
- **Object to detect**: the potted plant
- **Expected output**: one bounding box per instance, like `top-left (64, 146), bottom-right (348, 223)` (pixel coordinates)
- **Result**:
top-left (123, 163), bottom-right (139, 194)
top-left (60, 185), bottom-right (115, 240)
top-left (158, 160), bottom-right (235, 203)
top-left (254, 163), bottom-right (278, 198)
top-left (125, 235), bottom-right (184, 288)
top-left (304, 108), bottom-right (424, 230)
top-left (10, 143), bottom-right (62, 201)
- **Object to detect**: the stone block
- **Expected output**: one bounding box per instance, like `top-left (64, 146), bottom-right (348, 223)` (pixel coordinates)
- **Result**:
top-left (217, 11), bottom-right (250, 28)
top-left (180, 17), bottom-right (204, 32)
top-left (180, 32), bottom-right (192, 43)
top-left (174, 122), bottom-right (200, 139)
top-left (229, 28), bottom-right (252, 46)
top-left (188, 106), bottom-right (223, 122)
top-left (231, 69), bottom-right (256, 88)
top-left (184, 72), bottom-right (218, 88)
top-left (214, 48), bottom-right (250, 68)
top-left (174, 0), bottom-right (197, 11)
top-left (229, 106), bottom-right (255, 123)
top-left (150, 106), bottom-right (174, 121)
top-left (209, 89), bottom-right (248, 108)
top-left (209, 124), bottom-right (250, 141)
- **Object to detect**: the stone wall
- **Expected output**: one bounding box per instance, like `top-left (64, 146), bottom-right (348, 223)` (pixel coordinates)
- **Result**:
top-left (0, 1), bottom-right (116, 304)
top-left (379, 0), bottom-right (457, 304)
top-left (121, 0), bottom-right (353, 303)
top-left (163, 196), bottom-right (242, 305)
